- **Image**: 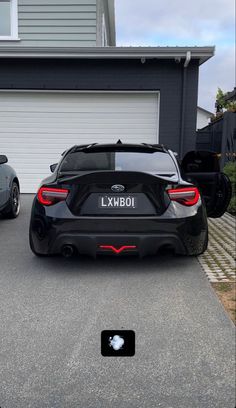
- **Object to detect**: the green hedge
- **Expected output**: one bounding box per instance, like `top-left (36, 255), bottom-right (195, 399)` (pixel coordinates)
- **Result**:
top-left (223, 161), bottom-right (236, 215)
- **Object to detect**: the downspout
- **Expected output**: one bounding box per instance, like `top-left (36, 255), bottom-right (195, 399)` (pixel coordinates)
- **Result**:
top-left (179, 51), bottom-right (191, 158)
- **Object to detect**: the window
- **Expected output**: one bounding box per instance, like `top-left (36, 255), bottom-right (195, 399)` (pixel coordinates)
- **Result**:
top-left (0, 0), bottom-right (18, 40)
top-left (60, 150), bottom-right (177, 174)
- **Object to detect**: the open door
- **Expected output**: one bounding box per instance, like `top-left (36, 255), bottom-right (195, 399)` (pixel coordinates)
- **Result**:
top-left (181, 151), bottom-right (232, 218)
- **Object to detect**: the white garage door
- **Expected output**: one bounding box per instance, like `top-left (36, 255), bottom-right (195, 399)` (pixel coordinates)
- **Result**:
top-left (0, 92), bottom-right (159, 193)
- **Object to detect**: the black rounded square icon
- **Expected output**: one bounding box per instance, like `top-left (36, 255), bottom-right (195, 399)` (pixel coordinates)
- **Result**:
top-left (101, 330), bottom-right (135, 357)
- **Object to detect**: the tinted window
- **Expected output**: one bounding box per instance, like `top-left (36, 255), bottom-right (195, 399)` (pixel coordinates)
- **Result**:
top-left (60, 150), bottom-right (177, 173)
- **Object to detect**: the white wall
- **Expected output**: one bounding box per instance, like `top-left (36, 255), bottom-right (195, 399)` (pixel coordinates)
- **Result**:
top-left (197, 108), bottom-right (212, 130)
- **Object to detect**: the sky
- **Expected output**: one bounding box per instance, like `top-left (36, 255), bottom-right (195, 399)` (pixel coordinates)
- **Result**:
top-left (115, 0), bottom-right (235, 112)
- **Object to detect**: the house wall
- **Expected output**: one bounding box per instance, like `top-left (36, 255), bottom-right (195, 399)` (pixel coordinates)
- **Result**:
top-left (2, 0), bottom-right (98, 47)
top-left (0, 58), bottom-right (199, 156)
top-left (197, 109), bottom-right (211, 130)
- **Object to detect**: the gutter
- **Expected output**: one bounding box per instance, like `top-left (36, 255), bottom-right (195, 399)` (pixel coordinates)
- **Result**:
top-left (179, 51), bottom-right (192, 157)
top-left (0, 46), bottom-right (214, 65)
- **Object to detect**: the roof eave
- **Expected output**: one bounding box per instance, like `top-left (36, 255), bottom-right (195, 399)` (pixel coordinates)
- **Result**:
top-left (0, 46), bottom-right (215, 64)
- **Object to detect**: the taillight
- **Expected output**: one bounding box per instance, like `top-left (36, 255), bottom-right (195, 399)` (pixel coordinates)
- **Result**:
top-left (37, 187), bottom-right (69, 206)
top-left (167, 187), bottom-right (200, 206)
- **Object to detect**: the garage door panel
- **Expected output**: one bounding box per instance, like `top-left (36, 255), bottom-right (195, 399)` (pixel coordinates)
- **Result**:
top-left (0, 104), bottom-right (157, 113)
top-left (0, 92), bottom-right (159, 193)
top-left (1, 122), bottom-right (157, 130)
top-left (0, 94), bottom-right (157, 105)
top-left (1, 116), bottom-right (157, 125)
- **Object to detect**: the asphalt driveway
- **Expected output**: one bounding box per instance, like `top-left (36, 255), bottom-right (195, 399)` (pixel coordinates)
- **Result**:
top-left (0, 195), bottom-right (235, 408)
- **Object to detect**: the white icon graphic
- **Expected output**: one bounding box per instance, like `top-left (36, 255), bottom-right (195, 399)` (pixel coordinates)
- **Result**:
top-left (109, 335), bottom-right (125, 351)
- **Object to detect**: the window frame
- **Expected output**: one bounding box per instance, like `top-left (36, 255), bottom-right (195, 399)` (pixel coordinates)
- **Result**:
top-left (0, 0), bottom-right (19, 41)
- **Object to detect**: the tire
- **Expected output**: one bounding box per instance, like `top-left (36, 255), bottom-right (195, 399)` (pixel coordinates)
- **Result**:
top-left (177, 228), bottom-right (208, 257)
top-left (29, 230), bottom-right (48, 257)
top-left (2, 182), bottom-right (20, 219)
top-left (194, 229), bottom-right (209, 256)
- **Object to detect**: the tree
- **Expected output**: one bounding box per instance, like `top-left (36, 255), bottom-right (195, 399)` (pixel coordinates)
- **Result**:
top-left (216, 88), bottom-right (226, 110)
top-left (216, 88), bottom-right (236, 113)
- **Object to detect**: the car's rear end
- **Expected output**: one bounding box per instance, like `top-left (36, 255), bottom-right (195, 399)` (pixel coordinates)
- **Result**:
top-left (29, 144), bottom-right (208, 257)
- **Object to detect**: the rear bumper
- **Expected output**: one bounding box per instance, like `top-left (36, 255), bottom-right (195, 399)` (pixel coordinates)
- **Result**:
top-left (29, 199), bottom-right (208, 257)
top-left (50, 232), bottom-right (187, 257)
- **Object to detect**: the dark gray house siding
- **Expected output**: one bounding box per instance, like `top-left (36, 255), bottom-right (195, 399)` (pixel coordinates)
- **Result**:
top-left (0, 58), bottom-right (199, 156)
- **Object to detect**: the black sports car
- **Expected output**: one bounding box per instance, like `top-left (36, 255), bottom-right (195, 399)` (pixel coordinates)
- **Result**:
top-left (29, 142), bottom-right (231, 258)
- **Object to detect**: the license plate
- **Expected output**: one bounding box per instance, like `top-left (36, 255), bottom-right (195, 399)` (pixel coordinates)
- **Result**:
top-left (98, 195), bottom-right (137, 209)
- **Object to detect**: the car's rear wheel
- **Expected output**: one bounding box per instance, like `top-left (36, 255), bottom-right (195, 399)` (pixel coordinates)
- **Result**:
top-left (29, 231), bottom-right (48, 257)
top-left (199, 229), bottom-right (209, 255)
top-left (2, 182), bottom-right (20, 219)
top-left (190, 229), bottom-right (209, 256)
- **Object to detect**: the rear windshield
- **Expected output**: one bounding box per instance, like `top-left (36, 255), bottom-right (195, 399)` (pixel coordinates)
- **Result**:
top-left (60, 150), bottom-right (177, 173)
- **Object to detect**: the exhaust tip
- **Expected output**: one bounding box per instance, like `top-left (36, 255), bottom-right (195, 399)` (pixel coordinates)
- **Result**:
top-left (158, 244), bottom-right (175, 257)
top-left (61, 245), bottom-right (75, 258)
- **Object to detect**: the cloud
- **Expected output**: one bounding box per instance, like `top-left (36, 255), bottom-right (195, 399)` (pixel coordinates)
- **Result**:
top-left (198, 44), bottom-right (235, 111)
top-left (115, 0), bottom-right (235, 110)
top-left (116, 0), bottom-right (234, 45)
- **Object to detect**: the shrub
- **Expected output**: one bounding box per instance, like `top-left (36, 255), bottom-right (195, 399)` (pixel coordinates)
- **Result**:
top-left (223, 161), bottom-right (236, 215)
